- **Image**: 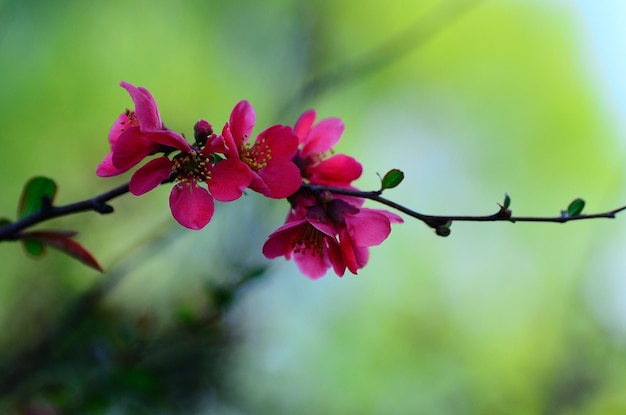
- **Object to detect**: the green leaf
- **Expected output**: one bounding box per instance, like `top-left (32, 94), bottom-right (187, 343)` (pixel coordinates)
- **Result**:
top-left (503, 193), bottom-right (511, 209)
top-left (380, 169), bottom-right (404, 190)
top-left (20, 230), bottom-right (102, 271)
top-left (21, 237), bottom-right (46, 257)
top-left (18, 176), bottom-right (58, 219)
top-left (0, 218), bottom-right (11, 227)
top-left (567, 198), bottom-right (585, 217)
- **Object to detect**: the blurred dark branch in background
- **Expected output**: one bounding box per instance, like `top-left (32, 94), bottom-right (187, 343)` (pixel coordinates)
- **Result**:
top-left (277, 0), bottom-right (483, 120)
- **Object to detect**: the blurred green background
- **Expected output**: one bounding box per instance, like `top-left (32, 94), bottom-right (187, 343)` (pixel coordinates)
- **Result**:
top-left (1, 0), bottom-right (626, 413)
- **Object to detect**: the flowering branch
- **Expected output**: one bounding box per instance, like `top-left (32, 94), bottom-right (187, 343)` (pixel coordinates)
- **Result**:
top-left (306, 183), bottom-right (626, 236)
top-left (3, 80), bottom-right (625, 279)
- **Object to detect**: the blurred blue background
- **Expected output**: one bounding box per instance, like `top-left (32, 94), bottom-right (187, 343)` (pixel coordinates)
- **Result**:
top-left (1, 0), bottom-right (626, 413)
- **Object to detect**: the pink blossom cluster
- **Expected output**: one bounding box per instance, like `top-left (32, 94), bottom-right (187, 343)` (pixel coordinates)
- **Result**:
top-left (98, 82), bottom-right (401, 278)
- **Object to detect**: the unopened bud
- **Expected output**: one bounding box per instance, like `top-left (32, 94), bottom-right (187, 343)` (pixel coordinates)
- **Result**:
top-left (319, 190), bottom-right (333, 204)
top-left (194, 120), bottom-right (213, 146)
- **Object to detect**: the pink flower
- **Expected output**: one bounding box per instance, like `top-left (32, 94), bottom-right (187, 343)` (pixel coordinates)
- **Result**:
top-left (129, 132), bottom-right (251, 230)
top-left (263, 195), bottom-right (402, 279)
top-left (293, 109), bottom-right (362, 188)
top-left (222, 101), bottom-right (302, 198)
top-left (97, 82), bottom-right (251, 230)
top-left (97, 82), bottom-right (189, 177)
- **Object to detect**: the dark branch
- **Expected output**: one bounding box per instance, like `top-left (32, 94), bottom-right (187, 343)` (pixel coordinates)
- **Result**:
top-left (0, 182), bottom-right (130, 241)
top-left (306, 184), bottom-right (626, 230)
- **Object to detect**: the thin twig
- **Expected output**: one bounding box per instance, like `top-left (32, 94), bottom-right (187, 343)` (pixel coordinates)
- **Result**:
top-left (0, 182), bottom-right (130, 241)
top-left (308, 184), bottom-right (626, 230)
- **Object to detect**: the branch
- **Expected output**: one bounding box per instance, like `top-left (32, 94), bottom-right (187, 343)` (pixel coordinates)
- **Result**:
top-left (276, 0), bottom-right (482, 120)
top-left (0, 182), bottom-right (130, 241)
top-left (307, 184), bottom-right (626, 234)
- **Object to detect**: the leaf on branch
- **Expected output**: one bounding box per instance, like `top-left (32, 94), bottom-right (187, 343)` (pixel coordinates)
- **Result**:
top-left (0, 218), bottom-right (11, 227)
top-left (21, 230), bottom-right (76, 257)
top-left (435, 220), bottom-right (452, 237)
top-left (380, 169), bottom-right (404, 190)
top-left (22, 237), bottom-right (46, 257)
top-left (503, 193), bottom-right (511, 209)
top-left (18, 176), bottom-right (58, 219)
top-left (21, 230), bottom-right (102, 272)
top-left (566, 198), bottom-right (585, 217)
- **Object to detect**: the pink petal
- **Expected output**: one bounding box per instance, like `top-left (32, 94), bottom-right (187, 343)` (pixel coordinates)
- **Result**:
top-left (257, 124), bottom-right (299, 160)
top-left (144, 130), bottom-right (190, 152)
top-left (169, 183), bottom-right (215, 230)
top-left (229, 100), bottom-right (256, 147)
top-left (363, 207), bottom-right (403, 224)
top-left (344, 210), bottom-right (392, 247)
top-left (294, 250), bottom-right (330, 279)
top-left (120, 81), bottom-right (163, 131)
top-left (111, 128), bottom-right (159, 170)
top-left (339, 229), bottom-right (358, 273)
top-left (207, 159), bottom-right (251, 202)
top-left (262, 220), bottom-right (307, 259)
top-left (308, 154), bottom-right (362, 185)
top-left (129, 156), bottom-right (172, 195)
top-left (294, 110), bottom-right (316, 143)
top-left (220, 125), bottom-right (240, 159)
top-left (300, 117), bottom-right (344, 157)
top-left (108, 111), bottom-right (137, 145)
top-left (253, 162), bottom-right (302, 199)
top-left (202, 134), bottom-right (228, 155)
top-left (306, 216), bottom-right (337, 239)
top-left (97, 152), bottom-right (129, 177)
top-left (338, 228), bottom-right (369, 274)
top-left (327, 240), bottom-right (346, 277)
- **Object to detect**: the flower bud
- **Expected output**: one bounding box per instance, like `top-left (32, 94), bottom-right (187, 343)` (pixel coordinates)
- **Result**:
top-left (194, 120), bottom-right (213, 146)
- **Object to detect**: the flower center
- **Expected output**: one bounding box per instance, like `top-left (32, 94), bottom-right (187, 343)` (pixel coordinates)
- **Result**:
top-left (292, 223), bottom-right (324, 258)
top-left (240, 138), bottom-right (272, 171)
top-left (120, 109), bottom-right (139, 132)
top-left (171, 150), bottom-right (212, 184)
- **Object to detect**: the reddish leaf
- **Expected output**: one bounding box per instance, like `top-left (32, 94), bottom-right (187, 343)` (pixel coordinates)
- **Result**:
top-left (21, 230), bottom-right (102, 272)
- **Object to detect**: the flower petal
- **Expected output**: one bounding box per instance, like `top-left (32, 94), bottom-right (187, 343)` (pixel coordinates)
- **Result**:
top-left (120, 81), bottom-right (163, 131)
top-left (221, 125), bottom-right (240, 159)
top-left (300, 117), bottom-right (345, 157)
top-left (294, 110), bottom-right (316, 144)
top-left (293, 250), bottom-right (330, 280)
top-left (108, 111), bottom-right (137, 145)
top-left (111, 127), bottom-right (159, 170)
top-left (262, 220), bottom-right (307, 259)
top-left (308, 154), bottom-right (362, 186)
top-left (129, 156), bottom-right (172, 196)
top-left (257, 124), bottom-right (299, 160)
top-left (340, 228), bottom-right (370, 274)
top-left (253, 162), bottom-right (302, 199)
top-left (207, 159), bottom-right (251, 202)
top-left (327, 240), bottom-right (346, 277)
top-left (345, 210), bottom-right (392, 247)
top-left (144, 130), bottom-right (190, 152)
top-left (97, 152), bottom-right (129, 177)
top-left (229, 100), bottom-right (256, 147)
top-left (365, 207), bottom-right (403, 224)
top-left (202, 133), bottom-right (228, 155)
top-left (169, 183), bottom-right (215, 230)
